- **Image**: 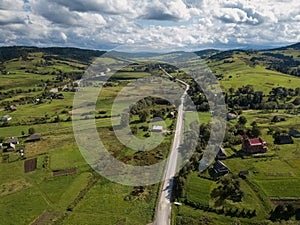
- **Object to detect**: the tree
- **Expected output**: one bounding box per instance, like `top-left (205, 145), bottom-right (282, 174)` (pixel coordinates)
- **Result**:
top-left (238, 116), bottom-right (247, 125)
top-left (295, 208), bottom-right (300, 220)
top-left (248, 122), bottom-right (261, 138)
top-left (211, 174), bottom-right (244, 204)
top-left (271, 115), bottom-right (280, 123)
top-left (138, 110), bottom-right (149, 122)
top-left (131, 126), bottom-right (138, 135)
top-left (286, 204), bottom-right (296, 219)
top-left (28, 127), bottom-right (35, 135)
top-left (21, 131), bottom-right (25, 136)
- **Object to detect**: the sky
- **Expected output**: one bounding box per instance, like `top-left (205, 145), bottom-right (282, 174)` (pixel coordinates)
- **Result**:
top-left (0, 0), bottom-right (299, 52)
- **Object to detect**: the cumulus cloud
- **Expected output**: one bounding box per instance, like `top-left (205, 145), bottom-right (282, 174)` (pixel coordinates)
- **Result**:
top-left (0, 10), bottom-right (26, 25)
top-left (214, 8), bottom-right (263, 25)
top-left (0, 0), bottom-right (24, 10)
top-left (60, 32), bottom-right (68, 41)
top-left (52, 0), bottom-right (133, 15)
top-left (0, 0), bottom-right (299, 50)
top-left (30, 0), bottom-right (106, 27)
top-left (140, 0), bottom-right (197, 21)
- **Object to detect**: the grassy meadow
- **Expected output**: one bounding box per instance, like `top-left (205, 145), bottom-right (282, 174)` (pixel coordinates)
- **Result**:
top-left (1, 47), bottom-right (300, 225)
top-left (0, 53), bottom-right (173, 225)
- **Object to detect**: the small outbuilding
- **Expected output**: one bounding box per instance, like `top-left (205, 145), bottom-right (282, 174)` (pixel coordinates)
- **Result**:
top-left (27, 134), bottom-right (41, 142)
top-left (289, 129), bottom-right (300, 138)
top-left (274, 135), bottom-right (294, 145)
top-left (152, 126), bottom-right (163, 132)
top-left (213, 160), bottom-right (229, 175)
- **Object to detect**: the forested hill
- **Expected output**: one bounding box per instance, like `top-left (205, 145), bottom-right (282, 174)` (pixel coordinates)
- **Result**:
top-left (273, 42), bottom-right (300, 51)
top-left (207, 42), bottom-right (300, 77)
top-left (0, 42), bottom-right (299, 76)
top-left (0, 46), bottom-right (106, 64)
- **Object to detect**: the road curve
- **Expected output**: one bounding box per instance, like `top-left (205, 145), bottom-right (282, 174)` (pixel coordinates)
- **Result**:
top-left (154, 67), bottom-right (189, 225)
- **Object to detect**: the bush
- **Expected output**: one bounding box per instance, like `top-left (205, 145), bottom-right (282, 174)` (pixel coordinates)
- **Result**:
top-left (28, 127), bottom-right (35, 135)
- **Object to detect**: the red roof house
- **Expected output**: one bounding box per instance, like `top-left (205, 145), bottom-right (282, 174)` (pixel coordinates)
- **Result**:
top-left (242, 135), bottom-right (267, 154)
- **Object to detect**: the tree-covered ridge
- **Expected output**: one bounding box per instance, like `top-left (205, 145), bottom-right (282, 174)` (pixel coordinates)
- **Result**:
top-left (0, 46), bottom-right (106, 63)
top-left (206, 42), bottom-right (300, 77)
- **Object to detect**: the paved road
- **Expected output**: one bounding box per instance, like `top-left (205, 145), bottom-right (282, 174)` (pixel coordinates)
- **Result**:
top-left (155, 67), bottom-right (189, 225)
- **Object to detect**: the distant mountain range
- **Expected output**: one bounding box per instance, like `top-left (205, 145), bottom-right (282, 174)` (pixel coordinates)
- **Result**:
top-left (0, 42), bottom-right (298, 63)
top-left (0, 43), bottom-right (299, 76)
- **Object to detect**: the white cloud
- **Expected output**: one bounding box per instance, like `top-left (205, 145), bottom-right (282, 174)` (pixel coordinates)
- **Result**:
top-left (0, 0), bottom-right (24, 10)
top-left (0, 0), bottom-right (299, 50)
top-left (0, 10), bottom-right (26, 25)
top-left (52, 0), bottom-right (133, 15)
top-left (140, 0), bottom-right (197, 21)
top-left (60, 32), bottom-right (68, 41)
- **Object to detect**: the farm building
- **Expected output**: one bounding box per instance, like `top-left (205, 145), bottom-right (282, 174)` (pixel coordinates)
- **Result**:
top-left (3, 143), bottom-right (16, 152)
top-left (27, 134), bottom-right (41, 142)
top-left (7, 137), bottom-right (19, 145)
top-left (2, 115), bottom-right (12, 122)
top-left (216, 147), bottom-right (227, 160)
top-left (289, 129), bottom-right (300, 138)
top-left (242, 135), bottom-right (267, 154)
top-left (274, 135), bottom-right (294, 145)
top-left (152, 126), bottom-right (163, 132)
top-left (213, 160), bottom-right (229, 175)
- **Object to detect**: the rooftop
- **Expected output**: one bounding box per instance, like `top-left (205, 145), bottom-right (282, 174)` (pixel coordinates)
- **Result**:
top-left (249, 138), bottom-right (265, 146)
top-left (152, 126), bottom-right (163, 130)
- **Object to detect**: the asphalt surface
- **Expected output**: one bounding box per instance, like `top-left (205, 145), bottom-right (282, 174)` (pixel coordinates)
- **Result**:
top-left (155, 67), bottom-right (189, 225)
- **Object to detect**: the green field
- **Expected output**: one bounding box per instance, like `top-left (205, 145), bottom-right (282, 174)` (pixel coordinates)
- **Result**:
top-left (186, 173), bottom-right (214, 206)
top-left (1, 46), bottom-right (300, 225)
top-left (208, 52), bottom-right (300, 92)
top-left (0, 53), bottom-right (173, 225)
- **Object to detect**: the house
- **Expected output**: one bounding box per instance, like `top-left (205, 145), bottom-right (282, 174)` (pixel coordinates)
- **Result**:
top-left (289, 129), bottom-right (300, 138)
top-left (274, 135), bottom-right (294, 145)
top-left (27, 134), bottom-right (41, 142)
top-left (242, 135), bottom-right (267, 154)
top-left (2, 115), bottom-right (12, 122)
top-left (4, 143), bottom-right (16, 152)
top-left (216, 147), bottom-right (227, 160)
top-left (7, 137), bottom-right (19, 145)
top-left (152, 126), bottom-right (163, 132)
top-left (3, 143), bottom-right (16, 152)
top-left (0, 143), bottom-right (2, 149)
top-left (213, 160), bottom-right (229, 175)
